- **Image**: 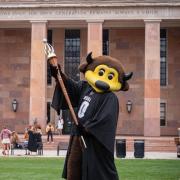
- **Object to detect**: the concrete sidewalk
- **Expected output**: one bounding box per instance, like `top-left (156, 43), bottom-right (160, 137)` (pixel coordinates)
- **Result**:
top-left (124, 152), bottom-right (178, 159)
top-left (0, 148), bottom-right (178, 159)
top-left (0, 148), bottom-right (66, 157)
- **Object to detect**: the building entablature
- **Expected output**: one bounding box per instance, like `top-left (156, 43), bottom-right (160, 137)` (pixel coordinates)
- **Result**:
top-left (0, 6), bottom-right (180, 22)
top-left (1, 0), bottom-right (180, 7)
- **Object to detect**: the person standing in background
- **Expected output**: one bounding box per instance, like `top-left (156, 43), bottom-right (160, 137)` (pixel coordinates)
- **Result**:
top-left (23, 127), bottom-right (29, 155)
top-left (0, 126), bottom-right (12, 155)
top-left (57, 116), bottom-right (64, 135)
top-left (46, 123), bottom-right (54, 143)
top-left (27, 126), bottom-right (37, 154)
top-left (11, 131), bottom-right (20, 149)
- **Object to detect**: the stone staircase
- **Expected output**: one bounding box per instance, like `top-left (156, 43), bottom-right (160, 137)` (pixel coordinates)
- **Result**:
top-left (0, 135), bottom-right (177, 153)
top-left (42, 135), bottom-right (70, 150)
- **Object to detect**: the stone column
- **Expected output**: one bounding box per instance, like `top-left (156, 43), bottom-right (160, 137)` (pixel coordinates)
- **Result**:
top-left (30, 21), bottom-right (47, 130)
top-left (87, 20), bottom-right (104, 57)
top-left (144, 20), bottom-right (161, 137)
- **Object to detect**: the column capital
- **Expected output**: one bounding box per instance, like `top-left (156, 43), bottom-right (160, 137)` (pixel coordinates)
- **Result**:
top-left (86, 19), bottom-right (104, 23)
top-left (144, 19), bottom-right (162, 23)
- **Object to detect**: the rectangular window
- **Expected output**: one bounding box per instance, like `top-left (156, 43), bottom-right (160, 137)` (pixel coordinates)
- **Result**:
top-left (160, 29), bottom-right (167, 86)
top-left (160, 102), bottom-right (166, 126)
top-left (103, 29), bottom-right (109, 55)
top-left (64, 30), bottom-right (80, 134)
top-left (47, 29), bottom-right (52, 45)
top-left (47, 102), bottom-right (51, 124)
top-left (47, 30), bottom-right (52, 85)
top-left (65, 29), bottom-right (80, 81)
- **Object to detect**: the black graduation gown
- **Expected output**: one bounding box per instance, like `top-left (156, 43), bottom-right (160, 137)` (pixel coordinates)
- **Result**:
top-left (27, 130), bottom-right (37, 152)
top-left (51, 78), bottom-right (119, 180)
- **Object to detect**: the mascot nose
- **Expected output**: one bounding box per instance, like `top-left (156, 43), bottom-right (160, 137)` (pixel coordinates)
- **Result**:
top-left (95, 80), bottom-right (110, 91)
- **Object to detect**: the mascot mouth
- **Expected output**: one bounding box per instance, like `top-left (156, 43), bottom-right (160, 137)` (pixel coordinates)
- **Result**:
top-left (95, 80), bottom-right (110, 91)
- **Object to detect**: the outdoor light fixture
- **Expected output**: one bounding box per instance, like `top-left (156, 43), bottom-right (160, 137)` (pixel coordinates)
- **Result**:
top-left (126, 100), bottom-right (132, 113)
top-left (12, 99), bottom-right (18, 112)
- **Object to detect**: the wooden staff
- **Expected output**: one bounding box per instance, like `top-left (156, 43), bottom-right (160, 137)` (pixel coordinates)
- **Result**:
top-left (55, 64), bottom-right (79, 126)
top-left (43, 39), bottom-right (87, 148)
top-left (43, 40), bottom-right (87, 149)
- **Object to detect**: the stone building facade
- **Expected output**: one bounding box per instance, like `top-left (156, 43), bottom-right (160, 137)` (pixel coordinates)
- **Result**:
top-left (0, 0), bottom-right (180, 136)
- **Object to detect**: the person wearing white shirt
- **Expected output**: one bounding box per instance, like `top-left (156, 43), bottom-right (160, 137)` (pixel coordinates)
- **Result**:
top-left (57, 117), bottom-right (64, 135)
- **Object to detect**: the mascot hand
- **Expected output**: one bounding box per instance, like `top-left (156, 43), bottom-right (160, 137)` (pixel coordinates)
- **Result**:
top-left (48, 56), bottom-right (58, 67)
top-left (77, 123), bottom-right (89, 136)
top-left (48, 60), bottom-right (61, 79)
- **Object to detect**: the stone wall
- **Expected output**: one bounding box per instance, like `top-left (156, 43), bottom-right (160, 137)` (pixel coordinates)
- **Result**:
top-left (0, 27), bottom-right (179, 136)
top-left (161, 27), bottom-right (180, 136)
top-left (109, 28), bottom-right (145, 135)
top-left (109, 27), bottom-right (180, 136)
top-left (0, 29), bottom-right (31, 132)
top-left (52, 28), bottom-right (145, 135)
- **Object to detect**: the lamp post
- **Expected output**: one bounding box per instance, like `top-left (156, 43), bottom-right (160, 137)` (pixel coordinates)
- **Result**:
top-left (12, 99), bottom-right (18, 112)
top-left (126, 100), bottom-right (132, 113)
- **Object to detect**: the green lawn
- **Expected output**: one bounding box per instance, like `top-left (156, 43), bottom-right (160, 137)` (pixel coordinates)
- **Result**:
top-left (0, 157), bottom-right (179, 180)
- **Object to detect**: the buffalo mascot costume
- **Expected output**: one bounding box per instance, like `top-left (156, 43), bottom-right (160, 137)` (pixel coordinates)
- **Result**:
top-left (45, 42), bottom-right (132, 180)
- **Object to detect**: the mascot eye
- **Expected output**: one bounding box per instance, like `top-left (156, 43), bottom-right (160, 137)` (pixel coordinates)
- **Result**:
top-left (98, 69), bottom-right (105, 76)
top-left (108, 73), bottom-right (114, 80)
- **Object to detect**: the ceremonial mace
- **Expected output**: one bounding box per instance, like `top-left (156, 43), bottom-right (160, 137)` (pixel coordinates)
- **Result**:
top-left (43, 39), bottom-right (87, 149)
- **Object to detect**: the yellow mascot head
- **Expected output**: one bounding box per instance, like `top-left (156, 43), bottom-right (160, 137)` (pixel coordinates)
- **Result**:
top-left (79, 52), bottom-right (133, 93)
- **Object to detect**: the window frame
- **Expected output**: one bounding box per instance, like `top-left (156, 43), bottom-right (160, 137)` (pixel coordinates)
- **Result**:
top-left (160, 102), bottom-right (167, 127)
top-left (64, 29), bottom-right (80, 82)
top-left (160, 28), bottom-right (168, 87)
top-left (103, 29), bottom-right (109, 55)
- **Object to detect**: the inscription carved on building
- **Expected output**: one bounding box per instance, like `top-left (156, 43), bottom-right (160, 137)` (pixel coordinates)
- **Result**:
top-left (0, 7), bottom-right (179, 20)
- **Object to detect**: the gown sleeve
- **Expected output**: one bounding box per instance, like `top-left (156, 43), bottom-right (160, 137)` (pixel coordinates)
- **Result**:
top-left (51, 75), bottom-right (84, 115)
